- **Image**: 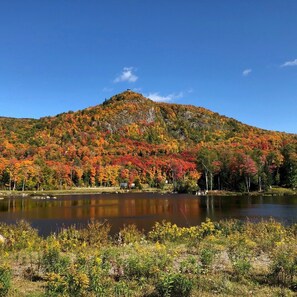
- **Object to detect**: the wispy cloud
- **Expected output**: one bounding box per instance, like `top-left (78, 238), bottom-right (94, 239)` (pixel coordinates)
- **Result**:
top-left (132, 87), bottom-right (142, 92)
top-left (281, 58), bottom-right (297, 67)
top-left (114, 67), bottom-right (138, 83)
top-left (102, 87), bottom-right (113, 92)
top-left (242, 69), bottom-right (252, 76)
top-left (146, 92), bottom-right (184, 102)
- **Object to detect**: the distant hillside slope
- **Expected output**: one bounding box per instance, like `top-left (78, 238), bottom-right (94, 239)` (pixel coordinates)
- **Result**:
top-left (0, 91), bottom-right (296, 192)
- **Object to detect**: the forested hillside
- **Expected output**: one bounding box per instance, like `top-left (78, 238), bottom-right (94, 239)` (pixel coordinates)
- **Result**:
top-left (0, 90), bottom-right (296, 192)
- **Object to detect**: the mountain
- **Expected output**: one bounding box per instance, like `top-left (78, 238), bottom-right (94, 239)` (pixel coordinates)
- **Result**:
top-left (0, 90), bottom-right (296, 192)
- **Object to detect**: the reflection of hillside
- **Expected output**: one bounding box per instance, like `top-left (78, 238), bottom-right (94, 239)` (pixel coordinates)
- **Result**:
top-left (0, 196), bottom-right (201, 220)
top-left (0, 194), bottom-right (296, 236)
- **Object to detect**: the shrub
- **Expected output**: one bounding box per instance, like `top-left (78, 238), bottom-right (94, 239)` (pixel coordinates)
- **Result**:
top-left (45, 272), bottom-right (67, 297)
top-left (270, 243), bottom-right (297, 287)
top-left (88, 268), bottom-right (108, 297)
top-left (124, 243), bottom-right (170, 279)
top-left (156, 272), bottom-right (193, 297)
top-left (41, 246), bottom-right (70, 274)
top-left (57, 226), bottom-right (81, 252)
top-left (227, 235), bottom-right (253, 279)
top-left (232, 258), bottom-right (252, 279)
top-left (81, 220), bottom-right (111, 247)
top-left (179, 255), bottom-right (201, 274)
top-left (67, 268), bottom-right (89, 297)
top-left (200, 247), bottom-right (216, 272)
top-left (0, 265), bottom-right (11, 297)
top-left (114, 281), bottom-right (132, 297)
top-left (148, 221), bottom-right (200, 243)
top-left (0, 220), bottom-right (39, 251)
top-left (118, 224), bottom-right (143, 244)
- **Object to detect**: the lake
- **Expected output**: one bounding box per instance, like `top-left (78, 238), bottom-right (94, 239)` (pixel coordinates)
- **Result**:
top-left (0, 193), bottom-right (297, 236)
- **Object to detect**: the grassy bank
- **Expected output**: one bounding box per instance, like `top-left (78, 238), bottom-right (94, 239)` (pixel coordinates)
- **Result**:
top-left (0, 185), bottom-right (296, 199)
top-left (0, 185), bottom-right (174, 198)
top-left (0, 219), bottom-right (297, 296)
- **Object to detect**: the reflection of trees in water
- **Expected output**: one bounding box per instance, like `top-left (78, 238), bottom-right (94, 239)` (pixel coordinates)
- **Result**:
top-left (1, 195), bottom-right (297, 235)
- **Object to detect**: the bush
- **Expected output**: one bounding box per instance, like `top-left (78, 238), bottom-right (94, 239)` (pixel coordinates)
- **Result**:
top-left (179, 255), bottom-right (201, 274)
top-left (114, 281), bottom-right (132, 297)
top-left (88, 271), bottom-right (108, 296)
top-left (124, 244), bottom-right (170, 279)
top-left (81, 220), bottom-right (111, 247)
top-left (200, 247), bottom-right (216, 272)
top-left (0, 220), bottom-right (39, 251)
top-left (232, 258), bottom-right (252, 278)
top-left (45, 273), bottom-right (67, 297)
top-left (227, 236), bottom-right (253, 279)
top-left (41, 246), bottom-right (70, 274)
top-left (118, 224), bottom-right (143, 244)
top-left (156, 273), bottom-right (193, 297)
top-left (270, 243), bottom-right (297, 287)
top-left (0, 265), bottom-right (11, 297)
top-left (66, 267), bottom-right (89, 297)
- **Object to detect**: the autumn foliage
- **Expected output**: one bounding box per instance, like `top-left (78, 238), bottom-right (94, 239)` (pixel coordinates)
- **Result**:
top-left (0, 91), bottom-right (296, 192)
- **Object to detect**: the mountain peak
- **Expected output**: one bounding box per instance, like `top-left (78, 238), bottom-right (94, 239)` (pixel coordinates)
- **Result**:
top-left (103, 90), bottom-right (153, 106)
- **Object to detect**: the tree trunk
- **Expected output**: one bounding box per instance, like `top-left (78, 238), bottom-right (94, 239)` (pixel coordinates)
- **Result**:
top-left (245, 176), bottom-right (250, 193)
top-left (210, 172), bottom-right (213, 191)
top-left (218, 175), bottom-right (221, 190)
top-left (205, 170), bottom-right (209, 191)
top-left (258, 176), bottom-right (262, 192)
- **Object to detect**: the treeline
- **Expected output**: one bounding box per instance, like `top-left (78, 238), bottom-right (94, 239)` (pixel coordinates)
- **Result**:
top-left (196, 142), bottom-right (297, 192)
top-left (0, 155), bottom-right (200, 192)
top-left (0, 141), bottom-right (296, 193)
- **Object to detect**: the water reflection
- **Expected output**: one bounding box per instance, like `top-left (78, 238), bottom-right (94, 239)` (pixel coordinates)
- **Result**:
top-left (0, 193), bottom-right (296, 236)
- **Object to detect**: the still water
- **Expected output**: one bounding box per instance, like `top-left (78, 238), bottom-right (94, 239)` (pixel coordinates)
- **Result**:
top-left (0, 193), bottom-right (297, 236)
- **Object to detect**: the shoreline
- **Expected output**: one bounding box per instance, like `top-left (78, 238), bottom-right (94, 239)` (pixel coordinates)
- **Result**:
top-left (0, 186), bottom-right (296, 199)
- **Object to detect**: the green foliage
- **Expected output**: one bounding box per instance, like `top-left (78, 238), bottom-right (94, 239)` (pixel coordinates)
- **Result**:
top-left (0, 265), bottom-right (11, 297)
top-left (124, 247), bottom-right (169, 279)
top-left (156, 272), bottom-right (193, 297)
top-left (41, 246), bottom-right (70, 274)
top-left (0, 220), bottom-right (40, 251)
top-left (66, 267), bottom-right (89, 297)
top-left (179, 255), bottom-right (201, 274)
top-left (118, 224), bottom-right (143, 244)
top-left (80, 220), bottom-right (111, 247)
top-left (270, 243), bottom-right (297, 288)
top-left (200, 247), bottom-right (216, 272)
top-left (176, 178), bottom-right (198, 193)
top-left (45, 273), bottom-right (67, 297)
top-left (114, 281), bottom-right (133, 297)
top-left (227, 235), bottom-right (254, 279)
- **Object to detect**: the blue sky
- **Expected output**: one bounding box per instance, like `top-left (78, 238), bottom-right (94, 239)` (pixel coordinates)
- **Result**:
top-left (0, 0), bottom-right (296, 133)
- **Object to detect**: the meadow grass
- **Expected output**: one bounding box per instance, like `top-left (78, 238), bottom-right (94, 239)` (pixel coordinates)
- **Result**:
top-left (0, 218), bottom-right (296, 296)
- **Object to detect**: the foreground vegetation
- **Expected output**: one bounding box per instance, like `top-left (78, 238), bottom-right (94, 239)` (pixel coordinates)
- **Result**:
top-left (0, 219), bottom-right (297, 296)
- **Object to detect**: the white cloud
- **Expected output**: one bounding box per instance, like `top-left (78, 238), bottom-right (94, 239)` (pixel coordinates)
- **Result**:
top-left (242, 69), bottom-right (252, 76)
top-left (102, 87), bottom-right (113, 92)
top-left (114, 67), bottom-right (138, 83)
top-left (132, 87), bottom-right (142, 92)
top-left (281, 58), bottom-right (297, 67)
top-left (146, 92), bottom-right (184, 102)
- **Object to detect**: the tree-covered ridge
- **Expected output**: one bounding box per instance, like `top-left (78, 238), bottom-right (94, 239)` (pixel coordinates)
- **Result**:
top-left (0, 90), bottom-right (296, 192)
